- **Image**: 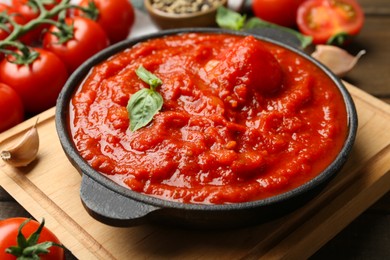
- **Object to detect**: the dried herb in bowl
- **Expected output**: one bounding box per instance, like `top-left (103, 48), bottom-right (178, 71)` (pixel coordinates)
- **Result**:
top-left (151, 0), bottom-right (225, 14)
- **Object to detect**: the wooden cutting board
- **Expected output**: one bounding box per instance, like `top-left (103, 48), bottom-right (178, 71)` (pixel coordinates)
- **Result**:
top-left (1, 82), bottom-right (390, 259)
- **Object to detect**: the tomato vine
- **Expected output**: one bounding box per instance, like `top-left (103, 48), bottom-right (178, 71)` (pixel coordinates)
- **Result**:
top-left (0, 0), bottom-right (96, 65)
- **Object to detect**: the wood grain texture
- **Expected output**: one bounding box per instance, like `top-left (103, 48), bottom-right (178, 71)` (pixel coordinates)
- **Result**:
top-left (313, 1), bottom-right (390, 255)
top-left (1, 83), bottom-right (390, 259)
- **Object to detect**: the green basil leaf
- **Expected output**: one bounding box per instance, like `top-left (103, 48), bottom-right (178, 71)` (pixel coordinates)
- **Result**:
top-left (244, 17), bottom-right (313, 49)
top-left (216, 6), bottom-right (246, 31)
top-left (136, 65), bottom-right (162, 91)
top-left (127, 88), bottom-right (163, 132)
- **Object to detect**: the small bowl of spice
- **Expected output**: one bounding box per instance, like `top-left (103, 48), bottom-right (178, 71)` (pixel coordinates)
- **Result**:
top-left (144, 0), bottom-right (228, 29)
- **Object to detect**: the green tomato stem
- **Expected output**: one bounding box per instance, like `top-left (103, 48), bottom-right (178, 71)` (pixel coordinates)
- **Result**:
top-left (5, 218), bottom-right (65, 259)
top-left (0, 0), bottom-right (99, 64)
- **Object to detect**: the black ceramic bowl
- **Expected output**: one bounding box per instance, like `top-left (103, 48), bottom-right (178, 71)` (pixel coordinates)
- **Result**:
top-left (55, 28), bottom-right (358, 229)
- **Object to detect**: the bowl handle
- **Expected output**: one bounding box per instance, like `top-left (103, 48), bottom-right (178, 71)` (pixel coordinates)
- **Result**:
top-left (80, 174), bottom-right (158, 227)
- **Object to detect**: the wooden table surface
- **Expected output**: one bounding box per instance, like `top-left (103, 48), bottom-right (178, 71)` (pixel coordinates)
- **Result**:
top-left (1, 0), bottom-right (390, 258)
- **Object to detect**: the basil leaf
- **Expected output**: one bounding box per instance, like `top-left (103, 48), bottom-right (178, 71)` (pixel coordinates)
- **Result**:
top-left (136, 65), bottom-right (162, 91)
top-left (127, 66), bottom-right (164, 131)
top-left (244, 17), bottom-right (313, 49)
top-left (127, 88), bottom-right (163, 132)
top-left (216, 6), bottom-right (246, 31)
top-left (215, 7), bottom-right (312, 49)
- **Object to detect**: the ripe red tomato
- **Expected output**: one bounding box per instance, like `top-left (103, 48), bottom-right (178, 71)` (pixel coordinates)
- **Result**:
top-left (0, 83), bottom-right (24, 133)
top-left (0, 48), bottom-right (68, 114)
top-left (0, 4), bottom-right (26, 41)
top-left (42, 17), bottom-right (109, 73)
top-left (297, 0), bottom-right (365, 44)
top-left (11, 0), bottom-right (39, 23)
top-left (11, 0), bottom-right (60, 21)
top-left (0, 30), bottom-right (8, 41)
top-left (11, 0), bottom-right (61, 44)
top-left (252, 0), bottom-right (305, 27)
top-left (0, 3), bottom-right (11, 13)
top-left (0, 218), bottom-right (64, 260)
top-left (77, 0), bottom-right (135, 44)
top-left (0, 4), bottom-right (12, 40)
top-left (11, 0), bottom-right (40, 22)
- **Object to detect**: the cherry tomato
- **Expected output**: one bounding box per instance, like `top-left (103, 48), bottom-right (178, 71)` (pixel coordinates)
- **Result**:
top-left (0, 4), bottom-right (11, 14)
top-left (42, 17), bottom-right (109, 73)
top-left (0, 4), bottom-right (12, 60)
top-left (11, 0), bottom-right (60, 21)
top-left (297, 0), bottom-right (365, 44)
top-left (77, 0), bottom-right (135, 44)
top-left (12, 0), bottom-right (40, 22)
top-left (11, 0), bottom-right (61, 44)
top-left (0, 4), bottom-right (12, 40)
top-left (0, 83), bottom-right (24, 133)
top-left (0, 218), bottom-right (64, 260)
top-left (0, 48), bottom-right (68, 115)
top-left (252, 0), bottom-right (305, 27)
top-left (0, 30), bottom-right (8, 41)
top-left (0, 4), bottom-right (26, 41)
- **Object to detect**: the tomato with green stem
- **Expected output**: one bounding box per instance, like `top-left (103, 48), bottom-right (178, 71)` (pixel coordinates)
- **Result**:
top-left (42, 16), bottom-right (109, 73)
top-left (0, 47), bottom-right (68, 114)
top-left (11, 0), bottom-right (61, 22)
top-left (0, 4), bottom-right (27, 41)
top-left (0, 4), bottom-right (13, 41)
top-left (252, 0), bottom-right (305, 27)
top-left (0, 218), bottom-right (64, 260)
top-left (11, 0), bottom-right (62, 44)
top-left (296, 0), bottom-right (365, 45)
top-left (0, 83), bottom-right (24, 133)
top-left (12, 0), bottom-right (42, 23)
top-left (76, 0), bottom-right (135, 44)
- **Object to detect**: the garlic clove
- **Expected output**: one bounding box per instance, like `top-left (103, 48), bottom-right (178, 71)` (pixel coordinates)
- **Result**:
top-left (228, 0), bottom-right (245, 12)
top-left (1, 119), bottom-right (40, 167)
top-left (311, 45), bottom-right (366, 77)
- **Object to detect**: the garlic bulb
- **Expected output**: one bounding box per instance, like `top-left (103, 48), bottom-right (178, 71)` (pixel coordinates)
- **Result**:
top-left (1, 119), bottom-right (40, 167)
top-left (311, 45), bottom-right (366, 77)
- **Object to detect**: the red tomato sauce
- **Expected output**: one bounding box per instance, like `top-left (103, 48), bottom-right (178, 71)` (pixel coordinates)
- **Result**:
top-left (70, 33), bottom-right (348, 204)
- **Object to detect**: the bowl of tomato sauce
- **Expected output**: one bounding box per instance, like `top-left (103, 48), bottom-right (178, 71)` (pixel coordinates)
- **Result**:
top-left (56, 28), bottom-right (357, 228)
